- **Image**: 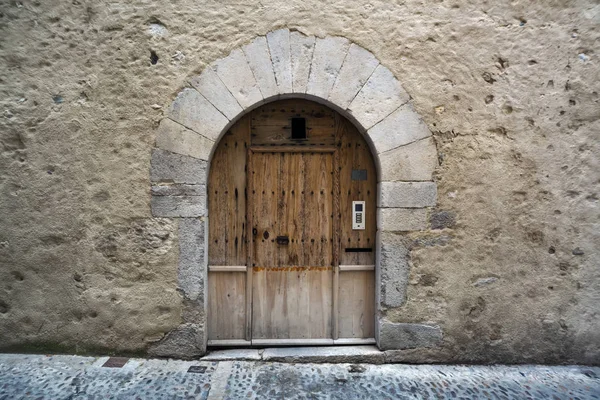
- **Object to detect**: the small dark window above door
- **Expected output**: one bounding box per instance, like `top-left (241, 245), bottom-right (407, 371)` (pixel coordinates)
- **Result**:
top-left (291, 117), bottom-right (307, 139)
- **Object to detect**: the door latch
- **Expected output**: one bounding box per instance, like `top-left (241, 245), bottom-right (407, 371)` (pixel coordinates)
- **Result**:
top-left (276, 236), bottom-right (290, 245)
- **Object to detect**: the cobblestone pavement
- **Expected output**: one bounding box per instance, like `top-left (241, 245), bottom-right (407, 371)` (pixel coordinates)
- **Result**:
top-left (0, 354), bottom-right (599, 399)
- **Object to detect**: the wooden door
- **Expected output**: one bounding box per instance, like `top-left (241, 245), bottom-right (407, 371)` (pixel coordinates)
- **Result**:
top-left (250, 151), bottom-right (334, 343)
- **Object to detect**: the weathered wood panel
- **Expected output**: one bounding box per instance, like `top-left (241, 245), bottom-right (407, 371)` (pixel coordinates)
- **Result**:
top-left (207, 272), bottom-right (247, 340)
top-left (338, 270), bottom-right (375, 338)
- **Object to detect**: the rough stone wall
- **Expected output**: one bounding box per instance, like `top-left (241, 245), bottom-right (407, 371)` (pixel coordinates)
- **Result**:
top-left (0, 0), bottom-right (598, 364)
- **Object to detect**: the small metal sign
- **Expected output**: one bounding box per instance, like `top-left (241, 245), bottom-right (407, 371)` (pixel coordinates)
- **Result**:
top-left (351, 169), bottom-right (367, 181)
top-left (187, 365), bottom-right (207, 374)
top-left (102, 357), bottom-right (129, 368)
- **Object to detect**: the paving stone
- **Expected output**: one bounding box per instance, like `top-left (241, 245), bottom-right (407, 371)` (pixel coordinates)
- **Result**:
top-left (379, 231), bottom-right (411, 307)
top-left (155, 118), bottom-right (214, 161)
top-left (151, 195), bottom-right (205, 218)
top-left (189, 67), bottom-right (243, 120)
top-left (379, 320), bottom-right (443, 350)
top-left (379, 137), bottom-right (438, 182)
top-left (267, 29), bottom-right (292, 94)
top-left (151, 184), bottom-right (205, 197)
top-left (167, 88), bottom-right (229, 141)
top-left (178, 218), bottom-right (206, 301)
top-left (368, 103), bottom-right (432, 154)
top-left (328, 43), bottom-right (379, 110)
top-left (202, 349), bottom-right (262, 361)
top-left (262, 346), bottom-right (385, 364)
top-left (348, 64), bottom-right (410, 130)
top-left (379, 207), bottom-right (429, 232)
top-left (150, 149), bottom-right (207, 184)
top-left (379, 182), bottom-right (437, 208)
top-left (242, 36), bottom-right (279, 100)
top-left (212, 48), bottom-right (263, 109)
top-left (290, 32), bottom-right (315, 93)
top-left (306, 36), bottom-right (350, 99)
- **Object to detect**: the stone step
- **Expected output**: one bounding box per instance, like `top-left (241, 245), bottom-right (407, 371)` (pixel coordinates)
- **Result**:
top-left (201, 346), bottom-right (385, 364)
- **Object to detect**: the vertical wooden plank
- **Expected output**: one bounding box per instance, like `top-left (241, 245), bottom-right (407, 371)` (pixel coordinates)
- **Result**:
top-left (332, 146), bottom-right (340, 340)
top-left (207, 272), bottom-right (247, 340)
top-left (245, 148), bottom-right (253, 341)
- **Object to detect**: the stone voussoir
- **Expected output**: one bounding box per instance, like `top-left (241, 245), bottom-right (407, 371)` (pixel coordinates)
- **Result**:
top-left (290, 32), bottom-right (315, 94)
top-left (266, 28), bottom-right (293, 94)
top-left (368, 103), bottom-right (432, 154)
top-left (378, 320), bottom-right (443, 351)
top-left (212, 48), bottom-right (263, 109)
top-left (306, 36), bottom-right (350, 99)
top-left (167, 88), bottom-right (229, 141)
top-left (328, 43), bottom-right (379, 110)
top-left (379, 137), bottom-right (438, 182)
top-left (189, 67), bottom-right (243, 121)
top-left (379, 181), bottom-right (437, 208)
top-left (155, 118), bottom-right (215, 161)
top-left (348, 64), bottom-right (411, 130)
top-left (242, 36), bottom-right (279, 100)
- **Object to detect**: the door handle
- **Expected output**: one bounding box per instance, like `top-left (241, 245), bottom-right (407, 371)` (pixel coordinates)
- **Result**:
top-left (276, 236), bottom-right (290, 245)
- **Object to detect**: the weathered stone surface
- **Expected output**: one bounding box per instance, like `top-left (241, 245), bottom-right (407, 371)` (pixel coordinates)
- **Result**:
top-left (290, 32), bottom-right (315, 93)
top-left (178, 218), bottom-right (206, 302)
top-left (189, 67), bottom-right (243, 121)
top-left (379, 208), bottom-right (429, 232)
top-left (262, 346), bottom-right (385, 364)
top-left (148, 323), bottom-right (206, 359)
top-left (151, 184), bottom-right (205, 197)
top-left (379, 320), bottom-right (443, 350)
top-left (201, 349), bottom-right (262, 361)
top-left (329, 44), bottom-right (379, 110)
top-left (348, 65), bottom-right (410, 130)
top-left (242, 36), bottom-right (279, 100)
top-left (368, 103), bottom-right (432, 154)
top-left (430, 210), bottom-right (456, 230)
top-left (306, 36), bottom-right (349, 99)
top-left (166, 88), bottom-right (229, 141)
top-left (150, 149), bottom-right (207, 184)
top-left (379, 182), bottom-right (437, 208)
top-left (266, 29), bottom-right (292, 94)
top-left (212, 48), bottom-right (263, 109)
top-left (155, 118), bottom-right (214, 161)
top-left (379, 137), bottom-right (438, 182)
top-left (151, 195), bottom-right (206, 218)
top-left (379, 231), bottom-right (410, 307)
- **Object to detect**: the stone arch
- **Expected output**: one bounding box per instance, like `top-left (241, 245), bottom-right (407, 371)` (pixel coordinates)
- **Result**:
top-left (149, 29), bottom-right (440, 357)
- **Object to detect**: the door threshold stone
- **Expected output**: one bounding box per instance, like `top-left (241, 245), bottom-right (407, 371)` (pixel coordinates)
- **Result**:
top-left (201, 345), bottom-right (385, 364)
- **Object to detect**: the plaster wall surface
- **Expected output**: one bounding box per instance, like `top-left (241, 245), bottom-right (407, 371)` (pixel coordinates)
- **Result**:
top-left (0, 0), bottom-right (598, 364)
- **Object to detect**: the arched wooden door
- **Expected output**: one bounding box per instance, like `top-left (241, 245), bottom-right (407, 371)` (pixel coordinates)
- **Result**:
top-left (207, 99), bottom-right (376, 346)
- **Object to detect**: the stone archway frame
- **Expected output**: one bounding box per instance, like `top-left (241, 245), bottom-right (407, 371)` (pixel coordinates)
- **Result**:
top-left (149, 29), bottom-right (442, 357)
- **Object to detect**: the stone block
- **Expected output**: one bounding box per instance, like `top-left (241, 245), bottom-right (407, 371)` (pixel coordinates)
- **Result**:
top-left (151, 184), bottom-right (205, 197)
top-left (306, 36), bottom-right (350, 99)
top-left (430, 210), bottom-right (456, 230)
top-left (379, 207), bottom-right (429, 232)
top-left (148, 323), bottom-right (206, 359)
top-left (378, 320), bottom-right (443, 350)
top-left (348, 65), bottom-right (410, 130)
top-left (167, 88), bottom-right (229, 141)
top-left (328, 43), bottom-right (379, 110)
top-left (367, 103), bottom-right (432, 154)
top-left (151, 195), bottom-right (206, 218)
top-left (242, 36), bottom-right (279, 100)
top-left (189, 67), bottom-right (243, 120)
top-left (266, 29), bottom-right (292, 94)
top-left (150, 149), bottom-right (207, 184)
top-left (155, 118), bottom-right (214, 161)
top-left (262, 346), bottom-right (384, 364)
top-left (212, 48), bottom-right (263, 109)
top-left (379, 182), bottom-right (437, 208)
top-left (290, 32), bottom-right (315, 93)
top-left (379, 231), bottom-right (410, 307)
top-left (379, 137), bottom-right (438, 182)
top-left (178, 218), bottom-right (206, 302)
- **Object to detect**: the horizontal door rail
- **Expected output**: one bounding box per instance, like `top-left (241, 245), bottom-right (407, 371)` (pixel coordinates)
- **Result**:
top-left (208, 266), bottom-right (248, 272)
top-left (338, 265), bottom-right (375, 271)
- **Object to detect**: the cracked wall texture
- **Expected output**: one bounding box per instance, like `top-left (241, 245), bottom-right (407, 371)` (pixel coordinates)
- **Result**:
top-left (0, 0), bottom-right (598, 364)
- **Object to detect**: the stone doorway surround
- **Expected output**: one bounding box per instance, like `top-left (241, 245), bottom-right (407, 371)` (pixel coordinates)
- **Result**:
top-left (149, 29), bottom-right (441, 358)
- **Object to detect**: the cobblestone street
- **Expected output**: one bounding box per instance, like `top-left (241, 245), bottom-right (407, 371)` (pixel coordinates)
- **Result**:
top-left (0, 353), bottom-right (598, 399)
